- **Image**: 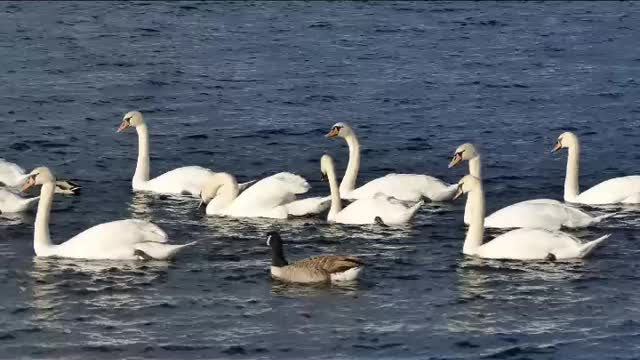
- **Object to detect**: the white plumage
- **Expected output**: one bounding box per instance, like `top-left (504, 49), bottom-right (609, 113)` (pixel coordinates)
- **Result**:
top-left (202, 172), bottom-right (329, 219)
top-left (24, 167), bottom-right (194, 260)
top-left (321, 154), bottom-right (422, 225)
top-left (326, 122), bottom-right (456, 202)
top-left (456, 174), bottom-right (609, 260)
top-left (554, 132), bottom-right (640, 205)
top-left (0, 188), bottom-right (39, 213)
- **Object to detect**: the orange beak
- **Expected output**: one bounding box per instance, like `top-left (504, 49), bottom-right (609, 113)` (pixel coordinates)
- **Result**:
top-left (551, 141), bottom-right (562, 153)
top-left (21, 176), bottom-right (36, 193)
top-left (448, 153), bottom-right (462, 168)
top-left (117, 121), bottom-right (129, 133)
top-left (325, 127), bottom-right (339, 138)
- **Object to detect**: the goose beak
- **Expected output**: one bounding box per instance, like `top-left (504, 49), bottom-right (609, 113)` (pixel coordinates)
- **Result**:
top-left (551, 141), bottom-right (562, 153)
top-left (320, 172), bottom-right (327, 182)
top-left (117, 121), bottom-right (129, 133)
top-left (325, 127), bottom-right (339, 138)
top-left (21, 176), bottom-right (36, 193)
top-left (452, 185), bottom-right (464, 200)
top-left (448, 153), bottom-right (462, 168)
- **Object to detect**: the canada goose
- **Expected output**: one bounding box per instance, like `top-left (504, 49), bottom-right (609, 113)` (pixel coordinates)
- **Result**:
top-left (267, 231), bottom-right (364, 284)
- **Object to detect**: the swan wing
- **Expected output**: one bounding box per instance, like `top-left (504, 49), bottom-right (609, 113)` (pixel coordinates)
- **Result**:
top-left (229, 172), bottom-right (310, 212)
top-left (55, 219), bottom-right (169, 259)
top-left (485, 201), bottom-right (594, 230)
top-left (335, 196), bottom-right (422, 224)
top-left (349, 174), bottom-right (455, 202)
top-left (576, 176), bottom-right (640, 204)
top-left (0, 159), bottom-right (26, 187)
top-left (477, 228), bottom-right (588, 260)
top-left (142, 166), bottom-right (215, 196)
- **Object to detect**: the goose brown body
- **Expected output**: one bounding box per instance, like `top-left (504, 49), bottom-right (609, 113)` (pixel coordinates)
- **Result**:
top-left (267, 232), bottom-right (364, 284)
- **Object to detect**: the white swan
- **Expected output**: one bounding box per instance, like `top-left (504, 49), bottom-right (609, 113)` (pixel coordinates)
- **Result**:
top-left (321, 154), bottom-right (422, 225)
top-left (553, 131), bottom-right (640, 204)
top-left (117, 111), bottom-right (253, 196)
top-left (0, 188), bottom-right (39, 213)
top-left (449, 143), bottom-right (613, 230)
top-left (200, 172), bottom-right (329, 219)
top-left (454, 174), bottom-right (609, 260)
top-left (22, 167), bottom-right (194, 260)
top-left (326, 123), bottom-right (457, 202)
top-left (0, 158), bottom-right (80, 194)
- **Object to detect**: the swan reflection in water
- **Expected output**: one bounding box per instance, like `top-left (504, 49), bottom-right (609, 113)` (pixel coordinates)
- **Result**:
top-left (28, 257), bottom-right (173, 321)
top-left (447, 257), bottom-right (589, 335)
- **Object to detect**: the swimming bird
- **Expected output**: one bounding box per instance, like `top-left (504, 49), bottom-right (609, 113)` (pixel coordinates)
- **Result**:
top-left (326, 122), bottom-right (456, 202)
top-left (454, 174), bottom-right (609, 260)
top-left (267, 231), bottom-right (364, 284)
top-left (449, 143), bottom-right (614, 230)
top-left (117, 111), bottom-right (254, 196)
top-left (22, 166), bottom-right (195, 260)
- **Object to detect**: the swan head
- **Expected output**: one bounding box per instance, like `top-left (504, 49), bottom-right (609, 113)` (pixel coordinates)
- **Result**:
top-left (199, 182), bottom-right (222, 207)
top-left (320, 154), bottom-right (335, 179)
top-left (21, 167), bottom-right (56, 192)
top-left (326, 122), bottom-right (354, 138)
top-left (198, 173), bottom-right (236, 208)
top-left (117, 111), bottom-right (145, 133)
top-left (448, 143), bottom-right (478, 168)
top-left (552, 132), bottom-right (578, 152)
top-left (453, 174), bottom-right (481, 200)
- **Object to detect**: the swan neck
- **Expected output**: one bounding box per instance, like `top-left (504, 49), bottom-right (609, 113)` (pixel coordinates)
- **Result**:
top-left (134, 123), bottom-right (150, 186)
top-left (34, 182), bottom-right (55, 256)
top-left (462, 155), bottom-right (481, 224)
top-left (464, 183), bottom-right (485, 255)
top-left (469, 155), bottom-right (482, 178)
top-left (326, 162), bottom-right (343, 219)
top-left (564, 143), bottom-right (580, 202)
top-left (340, 133), bottom-right (360, 194)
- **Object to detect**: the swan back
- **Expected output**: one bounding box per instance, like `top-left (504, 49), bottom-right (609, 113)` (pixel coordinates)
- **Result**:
top-left (477, 228), bottom-right (608, 260)
top-left (55, 219), bottom-right (169, 259)
top-left (223, 172), bottom-right (310, 217)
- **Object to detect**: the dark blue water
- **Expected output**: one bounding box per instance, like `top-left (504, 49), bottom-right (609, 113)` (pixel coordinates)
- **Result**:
top-left (1, 1), bottom-right (640, 359)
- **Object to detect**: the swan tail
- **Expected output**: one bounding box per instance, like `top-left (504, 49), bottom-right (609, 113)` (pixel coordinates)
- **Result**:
top-left (271, 172), bottom-right (310, 194)
top-left (24, 196), bottom-right (40, 210)
top-left (55, 180), bottom-right (81, 195)
top-left (403, 200), bottom-right (424, 221)
top-left (591, 212), bottom-right (617, 224)
top-left (135, 241), bottom-right (196, 260)
top-left (238, 179), bottom-right (257, 192)
top-left (578, 234), bottom-right (610, 258)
